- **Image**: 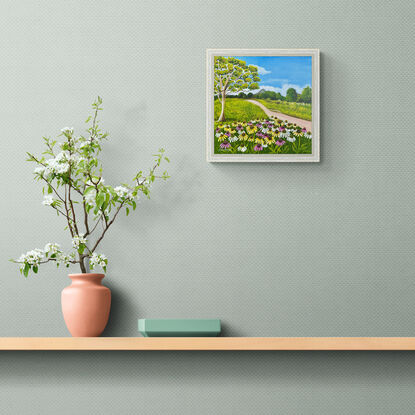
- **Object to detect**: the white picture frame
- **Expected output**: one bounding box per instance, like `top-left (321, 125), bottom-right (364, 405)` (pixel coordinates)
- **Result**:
top-left (206, 48), bottom-right (320, 162)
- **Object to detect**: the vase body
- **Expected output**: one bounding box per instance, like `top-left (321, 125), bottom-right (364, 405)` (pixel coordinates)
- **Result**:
top-left (61, 273), bottom-right (111, 337)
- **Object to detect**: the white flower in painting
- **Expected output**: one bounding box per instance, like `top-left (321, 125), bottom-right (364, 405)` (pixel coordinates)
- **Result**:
top-left (215, 133), bottom-right (222, 138)
top-left (42, 195), bottom-right (55, 206)
top-left (237, 146), bottom-right (247, 152)
top-left (262, 144), bottom-right (268, 148)
top-left (229, 136), bottom-right (239, 143)
top-left (72, 234), bottom-right (87, 249)
top-left (286, 136), bottom-right (296, 143)
top-left (304, 132), bottom-right (312, 139)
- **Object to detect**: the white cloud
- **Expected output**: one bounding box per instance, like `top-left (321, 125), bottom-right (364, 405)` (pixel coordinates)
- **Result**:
top-left (253, 84), bottom-right (310, 95)
top-left (253, 65), bottom-right (271, 75)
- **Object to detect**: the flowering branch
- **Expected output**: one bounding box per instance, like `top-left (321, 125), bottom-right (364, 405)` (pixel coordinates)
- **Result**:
top-left (13, 97), bottom-right (169, 277)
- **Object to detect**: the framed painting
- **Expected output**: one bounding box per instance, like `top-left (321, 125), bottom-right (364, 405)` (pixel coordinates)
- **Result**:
top-left (206, 49), bottom-right (319, 162)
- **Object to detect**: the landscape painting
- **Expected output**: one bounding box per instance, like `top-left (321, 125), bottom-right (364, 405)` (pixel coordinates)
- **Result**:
top-left (206, 49), bottom-right (319, 162)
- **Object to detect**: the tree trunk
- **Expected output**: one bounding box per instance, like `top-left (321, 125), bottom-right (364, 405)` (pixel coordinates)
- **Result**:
top-left (79, 253), bottom-right (89, 274)
top-left (218, 91), bottom-right (226, 122)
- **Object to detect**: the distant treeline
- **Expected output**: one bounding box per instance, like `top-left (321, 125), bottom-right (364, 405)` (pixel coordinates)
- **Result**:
top-left (224, 86), bottom-right (312, 103)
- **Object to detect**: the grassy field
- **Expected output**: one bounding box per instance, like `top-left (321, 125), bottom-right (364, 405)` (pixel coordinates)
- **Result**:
top-left (214, 98), bottom-right (266, 123)
top-left (257, 99), bottom-right (312, 121)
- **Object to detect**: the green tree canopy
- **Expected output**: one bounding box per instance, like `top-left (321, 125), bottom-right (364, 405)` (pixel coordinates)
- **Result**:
top-left (285, 88), bottom-right (298, 102)
top-left (214, 57), bottom-right (261, 121)
top-left (299, 86), bottom-right (312, 103)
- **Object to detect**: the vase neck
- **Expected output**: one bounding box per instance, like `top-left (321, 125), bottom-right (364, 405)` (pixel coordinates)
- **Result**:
top-left (68, 273), bottom-right (105, 286)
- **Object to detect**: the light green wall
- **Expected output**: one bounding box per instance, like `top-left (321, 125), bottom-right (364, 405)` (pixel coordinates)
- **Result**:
top-left (1, 0), bottom-right (415, 413)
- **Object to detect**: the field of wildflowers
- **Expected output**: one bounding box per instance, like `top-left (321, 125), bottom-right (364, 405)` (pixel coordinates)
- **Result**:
top-left (214, 117), bottom-right (312, 155)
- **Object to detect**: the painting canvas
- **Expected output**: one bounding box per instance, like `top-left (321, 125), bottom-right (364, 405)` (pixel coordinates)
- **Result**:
top-left (206, 49), bottom-right (319, 162)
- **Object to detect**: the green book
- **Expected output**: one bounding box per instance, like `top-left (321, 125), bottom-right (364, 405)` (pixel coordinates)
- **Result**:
top-left (138, 319), bottom-right (221, 337)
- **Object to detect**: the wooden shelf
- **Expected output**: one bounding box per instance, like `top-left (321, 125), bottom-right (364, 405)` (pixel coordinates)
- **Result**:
top-left (1, 337), bottom-right (415, 350)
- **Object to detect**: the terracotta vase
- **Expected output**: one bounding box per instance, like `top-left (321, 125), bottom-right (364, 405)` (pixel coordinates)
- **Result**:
top-left (61, 273), bottom-right (111, 337)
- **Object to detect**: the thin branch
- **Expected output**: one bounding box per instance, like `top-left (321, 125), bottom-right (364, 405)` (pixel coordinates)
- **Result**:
top-left (91, 201), bottom-right (126, 253)
top-left (67, 138), bottom-right (80, 236)
top-left (83, 200), bottom-right (90, 236)
top-left (49, 204), bottom-right (73, 221)
top-left (40, 177), bottom-right (65, 203)
top-left (89, 214), bottom-right (104, 235)
top-left (64, 184), bottom-right (74, 237)
top-left (15, 257), bottom-right (79, 265)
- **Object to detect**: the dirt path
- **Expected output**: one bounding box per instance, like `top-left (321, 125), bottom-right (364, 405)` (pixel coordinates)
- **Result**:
top-left (247, 99), bottom-right (312, 131)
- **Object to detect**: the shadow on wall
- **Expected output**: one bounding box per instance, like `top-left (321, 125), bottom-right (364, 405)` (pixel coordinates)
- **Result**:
top-left (102, 282), bottom-right (140, 337)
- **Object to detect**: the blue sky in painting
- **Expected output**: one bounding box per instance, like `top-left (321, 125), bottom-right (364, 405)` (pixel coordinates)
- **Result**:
top-left (234, 56), bottom-right (312, 95)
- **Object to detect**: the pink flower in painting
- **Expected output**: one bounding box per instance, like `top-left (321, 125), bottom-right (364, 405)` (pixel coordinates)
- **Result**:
top-left (220, 141), bottom-right (231, 149)
top-left (302, 128), bottom-right (307, 133)
top-left (279, 126), bottom-right (285, 132)
top-left (276, 140), bottom-right (286, 146)
top-left (254, 144), bottom-right (263, 151)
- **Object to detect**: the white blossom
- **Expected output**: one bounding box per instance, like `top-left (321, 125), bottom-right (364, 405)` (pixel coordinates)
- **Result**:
top-left (237, 146), bottom-right (247, 152)
top-left (90, 252), bottom-right (108, 271)
top-left (61, 127), bottom-right (74, 135)
top-left (34, 166), bottom-right (46, 175)
top-left (18, 249), bottom-right (44, 266)
top-left (57, 252), bottom-right (75, 266)
top-left (114, 185), bottom-right (136, 201)
top-left (114, 186), bottom-right (129, 198)
top-left (84, 189), bottom-right (96, 206)
top-left (79, 141), bottom-right (90, 149)
top-left (72, 234), bottom-right (87, 249)
top-left (42, 195), bottom-right (55, 206)
top-left (44, 243), bottom-right (61, 255)
top-left (286, 136), bottom-right (296, 143)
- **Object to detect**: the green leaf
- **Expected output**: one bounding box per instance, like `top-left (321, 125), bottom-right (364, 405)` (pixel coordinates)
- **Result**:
top-left (126, 207), bottom-right (129, 216)
top-left (23, 263), bottom-right (30, 278)
top-left (84, 186), bottom-right (95, 196)
top-left (78, 244), bottom-right (85, 254)
top-left (48, 185), bottom-right (53, 194)
top-left (33, 265), bottom-right (38, 274)
top-left (132, 200), bottom-right (137, 210)
top-left (96, 192), bottom-right (105, 208)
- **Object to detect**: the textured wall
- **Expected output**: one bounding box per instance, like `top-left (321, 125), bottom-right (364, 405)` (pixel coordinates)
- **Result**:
top-left (1, 0), bottom-right (415, 413)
